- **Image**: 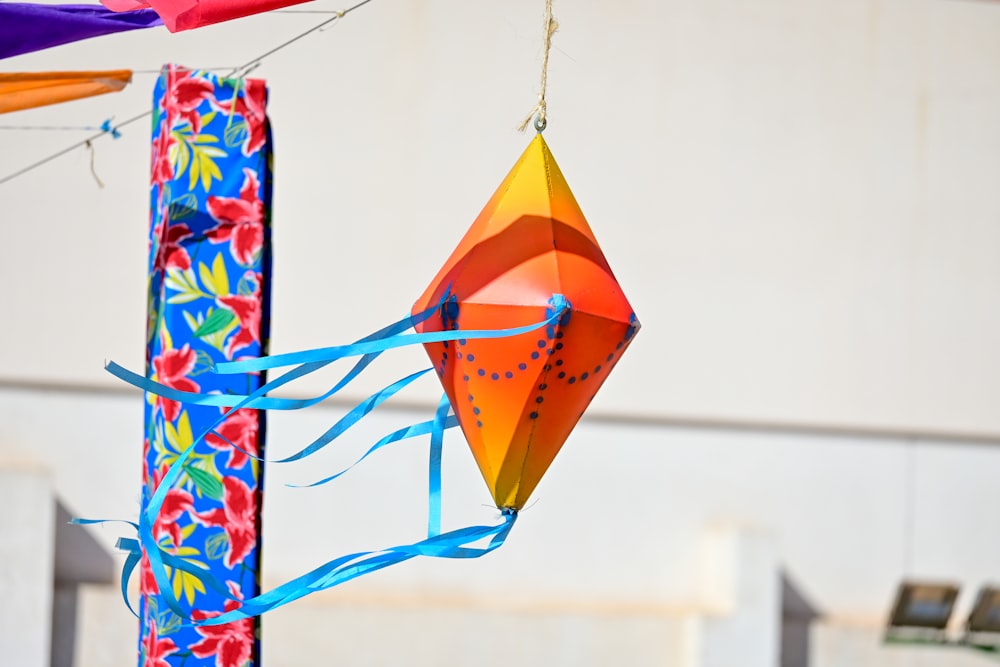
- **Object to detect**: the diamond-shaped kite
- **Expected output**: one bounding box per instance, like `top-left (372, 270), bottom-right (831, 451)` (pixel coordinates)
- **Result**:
top-left (96, 133), bottom-right (640, 627)
top-left (413, 134), bottom-right (639, 510)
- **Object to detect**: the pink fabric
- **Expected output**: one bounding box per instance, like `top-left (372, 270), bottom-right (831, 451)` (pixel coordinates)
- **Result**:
top-left (100, 0), bottom-right (311, 32)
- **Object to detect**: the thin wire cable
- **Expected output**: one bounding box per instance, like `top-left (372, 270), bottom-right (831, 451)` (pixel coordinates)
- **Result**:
top-left (0, 125), bottom-right (101, 131)
top-left (131, 67), bottom-right (238, 74)
top-left (0, 0), bottom-right (376, 187)
top-left (517, 0), bottom-right (558, 133)
top-left (0, 109), bottom-right (150, 186)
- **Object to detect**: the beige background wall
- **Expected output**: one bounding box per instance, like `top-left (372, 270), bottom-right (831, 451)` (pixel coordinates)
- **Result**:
top-left (1, 1), bottom-right (999, 666)
top-left (2, 0), bottom-right (1000, 435)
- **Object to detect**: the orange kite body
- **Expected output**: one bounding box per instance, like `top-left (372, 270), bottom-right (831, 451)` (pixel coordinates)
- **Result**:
top-left (413, 134), bottom-right (639, 510)
top-left (0, 70), bottom-right (131, 114)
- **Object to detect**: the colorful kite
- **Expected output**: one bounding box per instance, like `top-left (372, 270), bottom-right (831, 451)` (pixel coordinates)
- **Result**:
top-left (0, 71), bottom-right (132, 114)
top-left (99, 127), bottom-right (638, 627)
top-left (0, 4), bottom-right (162, 61)
top-left (101, 0), bottom-right (312, 32)
top-left (412, 133), bottom-right (639, 511)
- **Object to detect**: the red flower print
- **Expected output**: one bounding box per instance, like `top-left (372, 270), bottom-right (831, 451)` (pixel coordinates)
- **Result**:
top-left (157, 486), bottom-right (195, 549)
top-left (151, 464), bottom-right (195, 550)
top-left (206, 168), bottom-right (264, 266)
top-left (150, 122), bottom-right (176, 187)
top-left (165, 69), bottom-right (215, 134)
top-left (206, 408), bottom-right (259, 469)
top-left (140, 464), bottom-right (195, 596)
top-left (190, 582), bottom-right (255, 667)
top-left (219, 294), bottom-right (261, 358)
top-left (151, 219), bottom-right (193, 272)
top-left (213, 77), bottom-right (268, 156)
top-left (194, 477), bottom-right (257, 569)
top-left (217, 271), bottom-right (262, 358)
top-left (139, 552), bottom-right (159, 597)
top-left (151, 344), bottom-right (201, 422)
top-left (142, 618), bottom-right (180, 667)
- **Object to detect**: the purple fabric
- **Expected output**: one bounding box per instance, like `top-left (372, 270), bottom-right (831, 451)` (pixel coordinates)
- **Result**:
top-left (0, 4), bottom-right (163, 60)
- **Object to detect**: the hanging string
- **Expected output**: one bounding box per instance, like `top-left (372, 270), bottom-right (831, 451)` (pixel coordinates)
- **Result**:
top-left (0, 108), bottom-right (151, 186)
top-left (84, 140), bottom-right (104, 188)
top-left (517, 0), bottom-right (558, 133)
top-left (0, 0), bottom-right (375, 187)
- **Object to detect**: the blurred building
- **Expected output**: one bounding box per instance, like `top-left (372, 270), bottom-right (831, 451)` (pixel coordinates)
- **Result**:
top-left (1, 1), bottom-right (999, 666)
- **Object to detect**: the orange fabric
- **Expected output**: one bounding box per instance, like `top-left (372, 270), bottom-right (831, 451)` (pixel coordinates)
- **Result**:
top-left (0, 70), bottom-right (132, 114)
top-left (413, 135), bottom-right (640, 510)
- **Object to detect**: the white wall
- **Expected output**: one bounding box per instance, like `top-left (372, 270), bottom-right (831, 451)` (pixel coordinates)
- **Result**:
top-left (1, 386), bottom-right (998, 665)
top-left (0, 468), bottom-right (55, 667)
top-left (2, 0), bottom-right (1000, 435)
top-left (1, 1), bottom-right (999, 665)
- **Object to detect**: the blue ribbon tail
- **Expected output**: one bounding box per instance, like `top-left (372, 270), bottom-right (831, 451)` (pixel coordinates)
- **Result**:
top-left (428, 393), bottom-right (449, 538)
top-left (196, 511), bottom-right (517, 626)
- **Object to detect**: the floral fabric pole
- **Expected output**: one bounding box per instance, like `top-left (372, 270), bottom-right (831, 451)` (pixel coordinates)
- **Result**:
top-left (142, 64), bottom-right (271, 667)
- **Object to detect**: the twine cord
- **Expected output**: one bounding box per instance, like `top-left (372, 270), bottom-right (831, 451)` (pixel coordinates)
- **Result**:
top-left (517, 0), bottom-right (558, 133)
top-left (85, 140), bottom-right (104, 188)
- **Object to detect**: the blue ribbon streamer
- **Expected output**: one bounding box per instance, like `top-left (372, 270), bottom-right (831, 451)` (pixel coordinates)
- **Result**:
top-left (287, 414), bottom-right (460, 489)
top-left (214, 293), bottom-right (570, 374)
top-left (68, 519), bottom-right (141, 615)
top-left (200, 511), bottom-right (516, 626)
top-left (115, 538), bottom-right (142, 616)
top-left (428, 393), bottom-right (450, 537)
top-left (106, 302), bottom-right (440, 412)
top-left (111, 509), bottom-right (516, 627)
top-left (90, 294), bottom-right (568, 625)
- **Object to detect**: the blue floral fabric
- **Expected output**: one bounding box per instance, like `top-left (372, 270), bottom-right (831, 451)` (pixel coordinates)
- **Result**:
top-left (141, 64), bottom-right (271, 667)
